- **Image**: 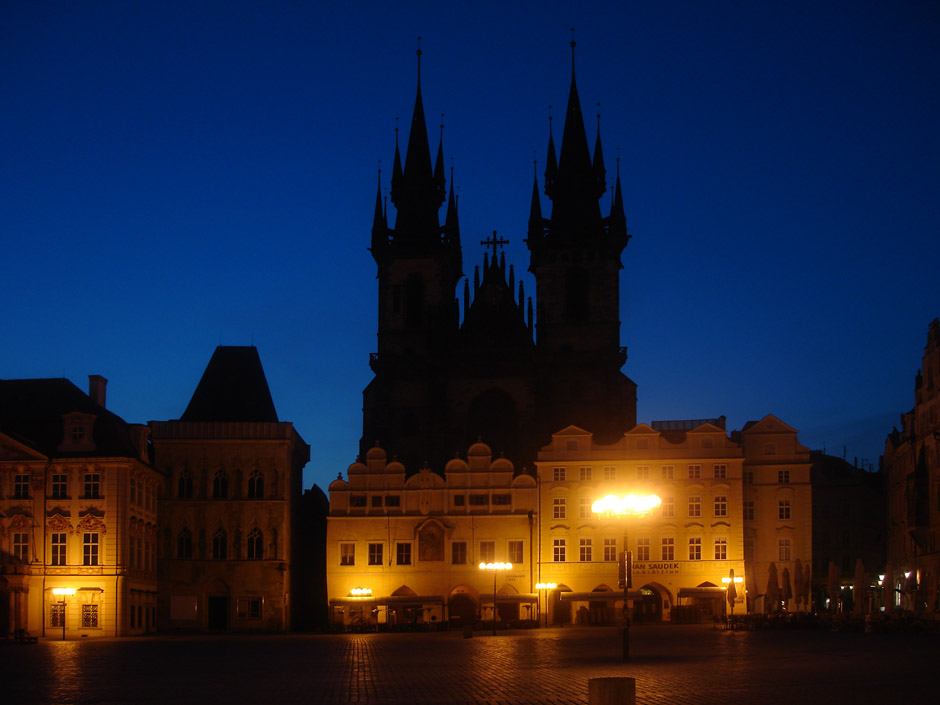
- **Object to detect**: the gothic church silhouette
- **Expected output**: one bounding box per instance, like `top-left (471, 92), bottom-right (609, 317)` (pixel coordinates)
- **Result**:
top-left (362, 43), bottom-right (637, 473)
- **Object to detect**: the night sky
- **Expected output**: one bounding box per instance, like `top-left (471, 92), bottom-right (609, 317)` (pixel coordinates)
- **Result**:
top-left (3, 1), bottom-right (937, 491)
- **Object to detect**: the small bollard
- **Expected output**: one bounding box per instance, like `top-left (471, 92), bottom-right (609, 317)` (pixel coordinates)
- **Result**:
top-left (588, 677), bottom-right (636, 705)
top-left (463, 624), bottom-right (473, 638)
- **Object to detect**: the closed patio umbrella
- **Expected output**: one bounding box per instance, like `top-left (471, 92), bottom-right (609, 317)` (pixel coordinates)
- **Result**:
top-left (828, 561), bottom-right (841, 612)
top-left (781, 567), bottom-right (793, 612)
top-left (793, 559), bottom-right (804, 611)
top-left (852, 558), bottom-right (867, 615)
top-left (803, 564), bottom-right (813, 611)
top-left (766, 562), bottom-right (781, 613)
top-left (727, 568), bottom-right (738, 616)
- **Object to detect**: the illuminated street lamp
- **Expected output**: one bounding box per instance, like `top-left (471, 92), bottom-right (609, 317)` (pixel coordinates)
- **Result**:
top-left (535, 582), bottom-right (557, 628)
top-left (479, 561), bottom-right (512, 636)
top-left (592, 493), bottom-right (661, 661)
top-left (52, 588), bottom-right (76, 640)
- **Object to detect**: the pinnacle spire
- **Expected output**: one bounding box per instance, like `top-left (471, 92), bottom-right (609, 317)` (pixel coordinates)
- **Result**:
top-left (593, 105), bottom-right (606, 195)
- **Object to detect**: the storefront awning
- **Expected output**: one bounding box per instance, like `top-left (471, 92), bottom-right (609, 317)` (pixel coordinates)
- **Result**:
top-left (677, 587), bottom-right (726, 598)
top-left (329, 595), bottom-right (445, 607)
top-left (560, 591), bottom-right (643, 601)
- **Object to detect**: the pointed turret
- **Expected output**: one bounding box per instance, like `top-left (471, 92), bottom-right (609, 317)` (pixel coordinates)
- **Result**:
top-left (390, 124), bottom-right (403, 206)
top-left (527, 161), bottom-right (545, 245)
top-left (370, 168), bottom-right (387, 259)
top-left (593, 111), bottom-right (606, 195)
top-left (609, 157), bottom-right (626, 238)
top-left (434, 121), bottom-right (446, 200)
top-left (544, 116), bottom-right (558, 195)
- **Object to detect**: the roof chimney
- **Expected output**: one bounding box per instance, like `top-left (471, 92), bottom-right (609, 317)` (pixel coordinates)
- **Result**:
top-left (89, 375), bottom-right (108, 408)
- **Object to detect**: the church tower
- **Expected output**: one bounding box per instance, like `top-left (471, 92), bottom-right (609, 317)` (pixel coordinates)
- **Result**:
top-left (362, 47), bottom-right (462, 468)
top-left (527, 41), bottom-right (637, 443)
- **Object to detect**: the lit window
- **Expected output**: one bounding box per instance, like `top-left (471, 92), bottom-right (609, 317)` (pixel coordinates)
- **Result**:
top-left (661, 465), bottom-right (674, 480)
top-left (212, 529), bottom-right (227, 560)
top-left (579, 538), bottom-right (592, 562)
top-left (13, 474), bottom-right (30, 499)
top-left (553, 498), bottom-right (566, 519)
top-left (688, 496), bottom-right (702, 517)
top-left (661, 538), bottom-right (675, 561)
top-left (212, 470), bottom-right (228, 499)
top-left (688, 537), bottom-right (702, 561)
top-left (603, 538), bottom-right (617, 561)
top-left (778, 499), bottom-right (791, 520)
top-left (246, 528), bottom-right (264, 560)
top-left (13, 532), bottom-right (29, 562)
top-left (579, 467), bottom-right (592, 481)
top-left (178, 470), bottom-right (193, 499)
top-left (714, 464), bottom-right (727, 479)
top-left (50, 604), bottom-right (65, 627)
top-left (778, 538), bottom-right (791, 561)
top-left (714, 538), bottom-right (727, 560)
top-left (714, 495), bottom-right (727, 517)
top-left (247, 469), bottom-right (264, 498)
top-left (82, 604), bottom-right (99, 628)
top-left (339, 542), bottom-right (355, 566)
top-left (688, 465), bottom-right (702, 480)
top-left (368, 542), bottom-right (383, 565)
top-left (83, 533), bottom-right (99, 566)
top-left (603, 466), bottom-right (616, 480)
top-left (579, 497), bottom-right (590, 518)
top-left (478, 541), bottom-right (495, 563)
top-left (553, 539), bottom-right (566, 562)
top-left (637, 466), bottom-right (650, 480)
top-left (51, 474), bottom-right (68, 499)
top-left (553, 467), bottom-right (566, 482)
top-left (451, 541), bottom-right (466, 565)
top-left (636, 537), bottom-right (650, 561)
top-left (508, 540), bottom-right (524, 564)
top-left (743, 500), bottom-right (755, 521)
top-left (661, 497), bottom-right (675, 517)
top-left (396, 542), bottom-right (412, 565)
top-left (51, 533), bottom-right (67, 566)
top-left (778, 470), bottom-right (790, 484)
top-left (177, 529), bottom-right (193, 559)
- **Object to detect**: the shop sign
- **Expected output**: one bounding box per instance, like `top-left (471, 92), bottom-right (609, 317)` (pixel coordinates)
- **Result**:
top-left (634, 562), bottom-right (680, 575)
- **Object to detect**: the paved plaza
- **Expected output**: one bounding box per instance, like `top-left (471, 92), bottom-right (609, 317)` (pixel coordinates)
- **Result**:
top-left (4, 624), bottom-right (937, 704)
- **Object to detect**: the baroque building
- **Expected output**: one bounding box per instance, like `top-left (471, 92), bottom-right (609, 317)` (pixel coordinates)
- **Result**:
top-left (0, 376), bottom-right (161, 638)
top-left (362, 44), bottom-right (636, 474)
top-left (149, 346), bottom-right (309, 631)
top-left (884, 318), bottom-right (940, 611)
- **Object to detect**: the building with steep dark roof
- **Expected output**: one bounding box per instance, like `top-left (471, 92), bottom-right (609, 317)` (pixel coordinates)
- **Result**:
top-left (149, 346), bottom-right (309, 632)
top-left (0, 376), bottom-right (161, 638)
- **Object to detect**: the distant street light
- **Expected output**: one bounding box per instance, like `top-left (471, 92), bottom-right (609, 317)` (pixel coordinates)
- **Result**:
top-left (535, 582), bottom-right (557, 628)
top-left (479, 562), bottom-right (512, 636)
top-left (593, 494), bottom-right (661, 661)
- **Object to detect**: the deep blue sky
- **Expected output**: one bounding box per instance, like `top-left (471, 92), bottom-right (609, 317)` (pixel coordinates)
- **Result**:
top-left (3, 1), bottom-right (937, 490)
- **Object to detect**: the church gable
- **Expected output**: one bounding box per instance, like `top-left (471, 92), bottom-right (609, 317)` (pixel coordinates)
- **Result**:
top-left (0, 431), bottom-right (46, 461)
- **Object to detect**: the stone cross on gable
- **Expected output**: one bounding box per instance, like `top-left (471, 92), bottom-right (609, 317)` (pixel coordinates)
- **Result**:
top-left (480, 230), bottom-right (509, 258)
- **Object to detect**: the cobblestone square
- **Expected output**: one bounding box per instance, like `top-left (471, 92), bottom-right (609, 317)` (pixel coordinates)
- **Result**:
top-left (5, 625), bottom-right (936, 704)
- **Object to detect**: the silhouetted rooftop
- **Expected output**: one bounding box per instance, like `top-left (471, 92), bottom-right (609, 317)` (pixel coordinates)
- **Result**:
top-left (180, 346), bottom-right (279, 422)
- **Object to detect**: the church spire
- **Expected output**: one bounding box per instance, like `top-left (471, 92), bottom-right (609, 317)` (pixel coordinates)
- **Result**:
top-left (391, 40), bottom-right (444, 244)
top-left (371, 167), bottom-right (387, 258)
top-left (593, 107), bottom-right (606, 196)
top-left (609, 156), bottom-right (626, 237)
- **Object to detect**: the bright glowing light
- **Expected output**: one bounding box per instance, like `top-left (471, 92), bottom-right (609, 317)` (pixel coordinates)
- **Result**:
top-left (592, 494), bottom-right (662, 516)
top-left (349, 587), bottom-right (372, 596)
top-left (479, 562), bottom-right (512, 570)
top-left (535, 582), bottom-right (557, 590)
top-left (52, 588), bottom-right (76, 596)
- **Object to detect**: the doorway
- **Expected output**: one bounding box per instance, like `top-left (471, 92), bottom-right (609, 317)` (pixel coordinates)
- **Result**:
top-left (207, 596), bottom-right (228, 630)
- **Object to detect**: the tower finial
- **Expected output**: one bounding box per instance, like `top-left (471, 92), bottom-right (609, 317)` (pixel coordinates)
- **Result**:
top-left (570, 27), bottom-right (576, 74)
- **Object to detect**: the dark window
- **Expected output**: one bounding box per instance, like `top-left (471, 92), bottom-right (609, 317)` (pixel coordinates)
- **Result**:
top-left (177, 529), bottom-right (193, 559)
top-left (51, 474), bottom-right (68, 499)
top-left (385, 495), bottom-right (400, 507)
top-left (453, 495), bottom-right (465, 506)
top-left (178, 471), bottom-right (193, 499)
top-left (212, 529), bottom-right (227, 559)
top-left (247, 470), bottom-right (264, 498)
top-left (246, 528), bottom-right (263, 559)
top-left (492, 494), bottom-right (511, 506)
top-left (469, 494), bottom-right (488, 506)
top-left (396, 542), bottom-right (412, 565)
top-left (82, 604), bottom-right (99, 628)
top-left (83, 473), bottom-right (101, 499)
top-left (51, 533), bottom-right (67, 566)
top-left (451, 541), bottom-right (467, 564)
top-left (212, 470), bottom-right (228, 499)
top-left (13, 474), bottom-right (29, 499)
top-left (371, 496), bottom-right (383, 507)
top-left (368, 543), bottom-right (383, 565)
top-left (83, 533), bottom-right (99, 566)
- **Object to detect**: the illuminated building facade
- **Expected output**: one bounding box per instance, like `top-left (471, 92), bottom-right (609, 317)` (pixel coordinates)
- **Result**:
top-left (884, 318), bottom-right (940, 611)
top-left (0, 377), bottom-right (161, 638)
top-left (149, 346), bottom-right (309, 632)
top-left (326, 441), bottom-right (537, 629)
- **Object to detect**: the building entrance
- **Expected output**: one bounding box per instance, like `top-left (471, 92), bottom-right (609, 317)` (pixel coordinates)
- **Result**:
top-left (207, 596), bottom-right (228, 630)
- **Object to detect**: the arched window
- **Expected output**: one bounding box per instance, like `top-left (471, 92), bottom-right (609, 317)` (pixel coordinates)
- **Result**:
top-left (246, 528), bottom-right (263, 559)
top-left (177, 528), bottom-right (193, 559)
top-left (247, 469), bottom-right (264, 499)
top-left (212, 470), bottom-right (228, 499)
top-left (178, 470), bottom-right (194, 499)
top-left (212, 528), bottom-right (227, 559)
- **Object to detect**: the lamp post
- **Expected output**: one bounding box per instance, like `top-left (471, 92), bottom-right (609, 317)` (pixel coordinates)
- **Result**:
top-left (479, 562), bottom-right (511, 636)
top-left (592, 494), bottom-right (661, 661)
top-left (535, 582), bottom-right (557, 628)
top-left (52, 588), bottom-right (76, 640)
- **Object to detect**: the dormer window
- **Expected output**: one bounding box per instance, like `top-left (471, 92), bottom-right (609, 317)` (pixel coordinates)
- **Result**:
top-left (59, 412), bottom-right (97, 452)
